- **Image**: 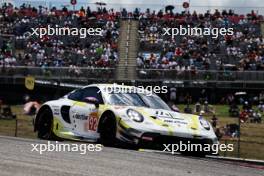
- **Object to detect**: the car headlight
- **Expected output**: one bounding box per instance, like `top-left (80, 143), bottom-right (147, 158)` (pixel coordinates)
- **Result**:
top-left (127, 109), bottom-right (144, 122)
top-left (199, 116), bottom-right (210, 130)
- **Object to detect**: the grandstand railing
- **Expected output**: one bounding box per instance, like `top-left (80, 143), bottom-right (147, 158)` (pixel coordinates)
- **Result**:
top-left (0, 66), bottom-right (264, 82)
top-left (137, 68), bottom-right (264, 82)
top-left (0, 66), bottom-right (116, 80)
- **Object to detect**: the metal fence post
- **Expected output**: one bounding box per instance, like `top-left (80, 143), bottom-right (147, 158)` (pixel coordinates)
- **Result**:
top-left (224, 139), bottom-right (227, 157)
top-left (15, 118), bottom-right (18, 137)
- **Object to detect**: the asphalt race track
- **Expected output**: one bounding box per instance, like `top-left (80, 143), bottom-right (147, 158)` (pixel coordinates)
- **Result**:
top-left (0, 136), bottom-right (263, 176)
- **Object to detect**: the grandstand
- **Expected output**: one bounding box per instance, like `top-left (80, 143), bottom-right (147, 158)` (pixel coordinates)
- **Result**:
top-left (0, 1), bottom-right (264, 103)
top-left (1, 0), bottom-right (264, 163)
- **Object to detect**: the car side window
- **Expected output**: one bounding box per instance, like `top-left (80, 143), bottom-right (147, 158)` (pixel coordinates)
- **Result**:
top-left (68, 89), bottom-right (83, 101)
top-left (81, 87), bottom-right (104, 104)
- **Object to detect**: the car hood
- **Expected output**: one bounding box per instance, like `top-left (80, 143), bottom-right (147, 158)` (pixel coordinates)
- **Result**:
top-left (137, 107), bottom-right (197, 125)
top-left (113, 105), bottom-right (200, 129)
top-left (110, 105), bottom-right (216, 138)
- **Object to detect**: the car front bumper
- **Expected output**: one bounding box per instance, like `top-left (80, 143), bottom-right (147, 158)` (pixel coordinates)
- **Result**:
top-left (117, 119), bottom-right (218, 151)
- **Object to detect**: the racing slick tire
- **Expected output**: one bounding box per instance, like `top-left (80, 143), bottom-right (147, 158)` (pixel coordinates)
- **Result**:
top-left (37, 108), bottom-right (58, 140)
top-left (98, 112), bottom-right (117, 146)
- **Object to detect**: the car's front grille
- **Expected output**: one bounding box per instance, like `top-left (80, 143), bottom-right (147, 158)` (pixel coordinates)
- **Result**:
top-left (139, 133), bottom-right (214, 149)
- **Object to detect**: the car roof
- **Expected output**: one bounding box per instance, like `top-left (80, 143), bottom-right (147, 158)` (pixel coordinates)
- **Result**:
top-left (84, 84), bottom-right (154, 96)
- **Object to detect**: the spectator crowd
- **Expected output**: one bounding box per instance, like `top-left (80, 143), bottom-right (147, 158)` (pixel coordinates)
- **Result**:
top-left (137, 8), bottom-right (264, 72)
top-left (1, 3), bottom-right (264, 78)
top-left (0, 3), bottom-right (120, 69)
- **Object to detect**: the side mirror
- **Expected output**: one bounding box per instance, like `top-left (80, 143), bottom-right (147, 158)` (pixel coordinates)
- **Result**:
top-left (83, 97), bottom-right (99, 108)
top-left (171, 105), bottom-right (179, 112)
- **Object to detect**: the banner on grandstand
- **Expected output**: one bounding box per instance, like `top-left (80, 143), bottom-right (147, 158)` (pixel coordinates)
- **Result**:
top-left (25, 76), bottom-right (35, 90)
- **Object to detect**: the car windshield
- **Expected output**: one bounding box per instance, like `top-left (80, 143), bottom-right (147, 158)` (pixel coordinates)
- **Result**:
top-left (106, 93), bottom-right (171, 110)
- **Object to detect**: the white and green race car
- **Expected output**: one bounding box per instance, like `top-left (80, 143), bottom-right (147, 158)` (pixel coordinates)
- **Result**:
top-left (33, 84), bottom-right (218, 153)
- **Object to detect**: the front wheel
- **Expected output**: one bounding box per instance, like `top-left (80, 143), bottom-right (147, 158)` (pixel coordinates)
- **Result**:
top-left (99, 114), bottom-right (117, 146)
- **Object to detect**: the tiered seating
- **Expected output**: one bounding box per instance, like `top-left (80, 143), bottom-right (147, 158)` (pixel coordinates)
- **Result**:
top-left (137, 9), bottom-right (264, 72)
top-left (0, 4), bottom-right (120, 69)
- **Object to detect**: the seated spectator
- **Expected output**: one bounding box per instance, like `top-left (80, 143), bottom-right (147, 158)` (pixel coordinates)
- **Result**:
top-left (250, 110), bottom-right (262, 123)
top-left (258, 101), bottom-right (264, 112)
top-left (203, 101), bottom-right (215, 114)
top-left (225, 124), bottom-right (239, 138)
top-left (229, 102), bottom-right (240, 117)
top-left (215, 127), bottom-right (223, 139)
top-left (0, 105), bottom-right (16, 119)
top-left (211, 115), bottom-right (218, 128)
top-left (240, 109), bottom-right (249, 123)
top-left (184, 104), bottom-right (192, 114)
top-left (242, 101), bottom-right (252, 111)
top-left (194, 102), bottom-right (201, 113)
top-left (24, 101), bottom-right (41, 115)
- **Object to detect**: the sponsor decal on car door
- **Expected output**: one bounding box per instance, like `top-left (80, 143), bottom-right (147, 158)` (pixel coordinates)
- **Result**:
top-left (70, 102), bottom-right (99, 139)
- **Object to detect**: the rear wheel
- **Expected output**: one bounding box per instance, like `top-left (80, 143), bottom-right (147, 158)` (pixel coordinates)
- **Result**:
top-left (37, 108), bottom-right (55, 140)
top-left (99, 113), bottom-right (117, 146)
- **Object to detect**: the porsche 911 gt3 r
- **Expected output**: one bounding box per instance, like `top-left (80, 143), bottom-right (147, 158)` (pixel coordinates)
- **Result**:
top-left (33, 84), bottom-right (218, 153)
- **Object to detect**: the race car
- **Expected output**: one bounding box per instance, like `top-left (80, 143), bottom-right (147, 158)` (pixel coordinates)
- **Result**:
top-left (33, 84), bottom-right (218, 153)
